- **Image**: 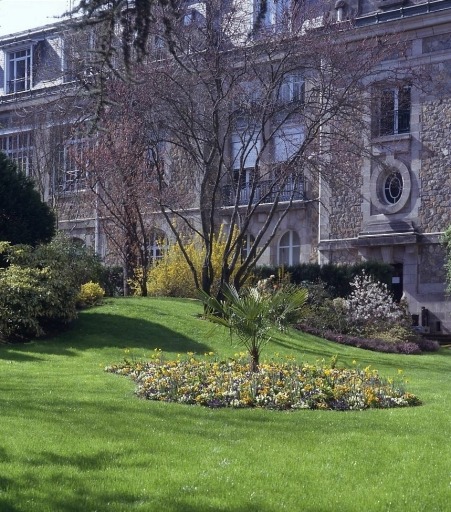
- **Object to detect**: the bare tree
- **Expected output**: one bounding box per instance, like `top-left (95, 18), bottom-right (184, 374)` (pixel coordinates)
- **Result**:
top-left (113, 1), bottom-right (405, 298)
top-left (69, 0), bottom-right (410, 298)
top-left (77, 81), bottom-right (167, 296)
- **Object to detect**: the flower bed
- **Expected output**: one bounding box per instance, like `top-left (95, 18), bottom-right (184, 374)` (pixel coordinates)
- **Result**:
top-left (297, 324), bottom-right (440, 354)
top-left (106, 353), bottom-right (421, 411)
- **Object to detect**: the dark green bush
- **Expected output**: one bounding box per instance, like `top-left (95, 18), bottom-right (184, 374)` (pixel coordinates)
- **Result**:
top-left (0, 152), bottom-right (55, 246)
top-left (0, 239), bottom-right (89, 341)
top-left (0, 254), bottom-right (77, 341)
top-left (99, 266), bottom-right (124, 297)
top-left (45, 233), bottom-right (103, 288)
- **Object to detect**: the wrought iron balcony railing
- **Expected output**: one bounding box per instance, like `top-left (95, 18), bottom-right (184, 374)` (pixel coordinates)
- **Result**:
top-left (222, 178), bottom-right (305, 207)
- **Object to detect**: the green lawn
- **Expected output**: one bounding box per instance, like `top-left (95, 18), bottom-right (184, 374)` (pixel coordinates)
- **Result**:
top-left (0, 297), bottom-right (449, 512)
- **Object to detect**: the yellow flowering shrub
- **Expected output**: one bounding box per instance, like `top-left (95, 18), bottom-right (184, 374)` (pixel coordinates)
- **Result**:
top-left (76, 281), bottom-right (105, 308)
top-left (134, 228), bottom-right (242, 298)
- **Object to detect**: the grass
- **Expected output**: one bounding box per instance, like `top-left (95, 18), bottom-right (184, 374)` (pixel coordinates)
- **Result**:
top-left (0, 297), bottom-right (449, 512)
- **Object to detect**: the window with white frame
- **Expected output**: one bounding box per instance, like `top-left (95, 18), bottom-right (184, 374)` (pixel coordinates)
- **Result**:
top-left (278, 230), bottom-right (300, 266)
top-left (377, 86), bottom-right (411, 136)
top-left (278, 74), bottom-right (304, 104)
top-left (0, 132), bottom-right (33, 176)
top-left (64, 29), bottom-right (97, 83)
top-left (234, 82), bottom-right (261, 113)
top-left (7, 47), bottom-right (32, 94)
top-left (369, 155), bottom-right (411, 215)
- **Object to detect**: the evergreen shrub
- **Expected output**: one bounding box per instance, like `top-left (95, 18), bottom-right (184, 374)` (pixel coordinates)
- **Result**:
top-left (0, 236), bottom-right (100, 341)
top-left (0, 253), bottom-right (77, 341)
top-left (99, 266), bottom-right (124, 296)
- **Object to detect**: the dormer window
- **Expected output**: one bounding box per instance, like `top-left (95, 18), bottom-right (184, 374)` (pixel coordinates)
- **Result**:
top-left (7, 47), bottom-right (32, 94)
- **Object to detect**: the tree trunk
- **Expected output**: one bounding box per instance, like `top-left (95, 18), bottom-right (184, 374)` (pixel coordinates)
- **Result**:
top-left (201, 259), bottom-right (213, 296)
top-left (122, 264), bottom-right (129, 297)
top-left (140, 277), bottom-right (148, 297)
top-left (249, 344), bottom-right (260, 373)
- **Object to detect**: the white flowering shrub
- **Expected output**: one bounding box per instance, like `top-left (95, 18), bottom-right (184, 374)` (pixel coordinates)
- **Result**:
top-left (345, 272), bottom-right (406, 336)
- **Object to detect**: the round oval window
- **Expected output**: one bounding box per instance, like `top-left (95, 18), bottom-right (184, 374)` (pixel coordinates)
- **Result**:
top-left (384, 171), bottom-right (403, 204)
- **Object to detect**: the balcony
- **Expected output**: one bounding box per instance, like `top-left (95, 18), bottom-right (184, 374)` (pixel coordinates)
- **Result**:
top-left (222, 178), bottom-right (305, 207)
top-left (6, 78), bottom-right (32, 94)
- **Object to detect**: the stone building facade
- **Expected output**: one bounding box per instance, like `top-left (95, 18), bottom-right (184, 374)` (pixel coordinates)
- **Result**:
top-left (317, 0), bottom-right (451, 332)
top-left (1, 0), bottom-right (451, 331)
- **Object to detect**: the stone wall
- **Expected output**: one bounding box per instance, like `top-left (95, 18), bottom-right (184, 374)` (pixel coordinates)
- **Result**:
top-left (328, 164), bottom-right (364, 239)
top-left (418, 244), bottom-right (446, 284)
top-left (419, 98), bottom-right (451, 233)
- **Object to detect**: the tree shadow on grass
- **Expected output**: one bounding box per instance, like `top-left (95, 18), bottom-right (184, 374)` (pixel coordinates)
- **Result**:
top-left (4, 443), bottom-right (279, 512)
top-left (269, 330), bottom-right (337, 357)
top-left (0, 476), bottom-right (274, 512)
top-left (0, 311), bottom-right (210, 360)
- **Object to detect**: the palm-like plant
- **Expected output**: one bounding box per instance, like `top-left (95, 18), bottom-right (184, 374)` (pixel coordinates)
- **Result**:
top-left (199, 284), bottom-right (308, 372)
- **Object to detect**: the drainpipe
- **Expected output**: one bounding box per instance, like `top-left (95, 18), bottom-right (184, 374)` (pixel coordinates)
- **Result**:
top-left (94, 181), bottom-right (100, 255)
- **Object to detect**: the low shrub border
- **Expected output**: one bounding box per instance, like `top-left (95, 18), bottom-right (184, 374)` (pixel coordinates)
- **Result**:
top-left (296, 324), bottom-right (440, 354)
top-left (106, 352), bottom-right (421, 411)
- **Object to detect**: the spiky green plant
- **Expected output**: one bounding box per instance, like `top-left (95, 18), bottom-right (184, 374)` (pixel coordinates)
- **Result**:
top-left (199, 284), bottom-right (308, 371)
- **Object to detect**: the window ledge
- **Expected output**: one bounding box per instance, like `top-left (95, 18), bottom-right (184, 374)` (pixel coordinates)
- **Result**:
top-left (371, 133), bottom-right (411, 144)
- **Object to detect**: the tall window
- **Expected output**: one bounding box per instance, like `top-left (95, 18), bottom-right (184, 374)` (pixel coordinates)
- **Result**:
top-left (274, 126), bottom-right (304, 162)
top-left (231, 129), bottom-right (260, 204)
top-left (278, 74), bottom-right (304, 104)
top-left (148, 230), bottom-right (167, 262)
top-left (7, 48), bottom-right (32, 93)
top-left (278, 230), bottom-right (300, 266)
top-left (153, 36), bottom-right (166, 61)
top-left (257, 0), bottom-right (292, 30)
top-left (377, 87), bottom-right (411, 136)
top-left (0, 132), bottom-right (33, 176)
top-left (64, 30), bottom-right (97, 83)
top-left (273, 126), bottom-right (304, 201)
top-left (60, 138), bottom-right (88, 192)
